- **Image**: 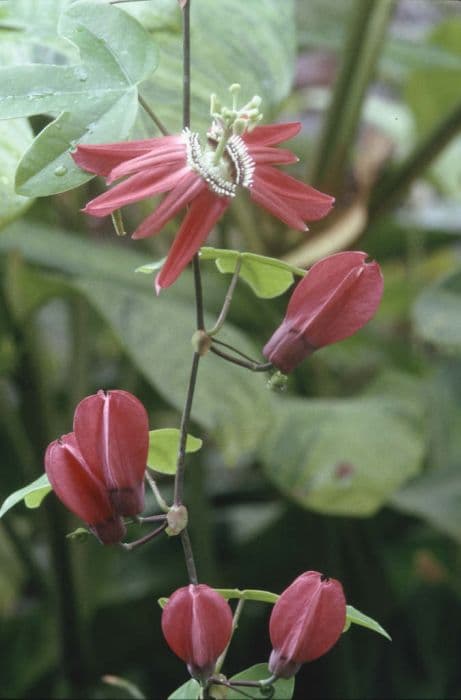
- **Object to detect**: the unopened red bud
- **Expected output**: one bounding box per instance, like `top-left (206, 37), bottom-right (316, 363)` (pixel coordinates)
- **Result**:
top-left (263, 252), bottom-right (383, 373)
top-left (73, 390), bottom-right (149, 517)
top-left (268, 571), bottom-right (346, 678)
top-left (45, 433), bottom-right (126, 545)
top-left (161, 584), bottom-right (233, 682)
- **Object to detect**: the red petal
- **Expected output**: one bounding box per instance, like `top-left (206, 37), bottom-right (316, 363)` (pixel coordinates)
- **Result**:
top-left (72, 136), bottom-right (181, 177)
top-left (252, 166), bottom-right (335, 220)
top-left (45, 433), bottom-right (123, 539)
top-left (83, 164), bottom-right (190, 217)
top-left (243, 122), bottom-right (301, 146)
top-left (73, 390), bottom-right (149, 517)
top-left (132, 171), bottom-right (205, 240)
top-left (107, 141), bottom-right (186, 183)
top-left (246, 145), bottom-right (299, 165)
top-left (250, 180), bottom-right (307, 231)
top-left (155, 189), bottom-right (229, 291)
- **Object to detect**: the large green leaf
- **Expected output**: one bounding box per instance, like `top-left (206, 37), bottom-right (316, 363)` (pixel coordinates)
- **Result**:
top-left (0, 1), bottom-right (158, 195)
top-left (140, 0), bottom-right (296, 133)
top-left (413, 267), bottom-right (461, 354)
top-left (0, 118), bottom-right (34, 227)
top-left (0, 221), bottom-right (271, 464)
top-left (259, 396), bottom-right (425, 516)
top-left (0, 474), bottom-right (52, 519)
top-left (75, 276), bottom-right (271, 465)
top-left (391, 465), bottom-right (461, 543)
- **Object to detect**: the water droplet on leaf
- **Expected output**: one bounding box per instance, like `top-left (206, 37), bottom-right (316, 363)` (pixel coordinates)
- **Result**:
top-left (54, 165), bottom-right (68, 176)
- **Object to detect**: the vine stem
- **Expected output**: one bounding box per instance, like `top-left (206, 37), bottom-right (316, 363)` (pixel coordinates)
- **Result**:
top-left (138, 94), bottom-right (170, 136)
top-left (168, 0), bottom-right (201, 586)
top-left (209, 344), bottom-right (272, 373)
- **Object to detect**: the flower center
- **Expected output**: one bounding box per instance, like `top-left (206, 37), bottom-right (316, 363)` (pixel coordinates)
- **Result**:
top-left (183, 128), bottom-right (255, 198)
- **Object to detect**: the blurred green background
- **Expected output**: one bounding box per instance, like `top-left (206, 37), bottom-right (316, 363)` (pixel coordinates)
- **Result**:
top-left (1, 0), bottom-right (461, 697)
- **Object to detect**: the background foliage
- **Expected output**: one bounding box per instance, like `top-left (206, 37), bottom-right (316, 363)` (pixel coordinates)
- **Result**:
top-left (1, 0), bottom-right (461, 698)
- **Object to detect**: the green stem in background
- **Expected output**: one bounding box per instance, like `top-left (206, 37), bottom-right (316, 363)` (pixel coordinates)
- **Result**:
top-left (68, 297), bottom-right (90, 426)
top-left (308, 0), bottom-right (396, 194)
top-left (369, 99), bottom-right (461, 221)
top-left (207, 258), bottom-right (242, 336)
top-left (1, 286), bottom-right (88, 696)
top-left (138, 94), bottom-right (170, 136)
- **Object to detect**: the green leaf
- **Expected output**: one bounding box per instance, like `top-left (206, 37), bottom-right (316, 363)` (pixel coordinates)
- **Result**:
top-left (147, 428), bottom-right (202, 475)
top-left (168, 679), bottom-right (200, 700)
top-left (0, 222), bottom-right (272, 465)
top-left (391, 464), bottom-right (461, 543)
top-left (140, 0), bottom-right (296, 133)
top-left (136, 257), bottom-right (167, 274)
top-left (16, 91), bottom-right (139, 196)
top-left (227, 664), bottom-right (294, 700)
top-left (214, 588), bottom-right (279, 604)
top-left (74, 278), bottom-right (272, 465)
top-left (345, 605), bottom-right (391, 641)
top-left (260, 396), bottom-right (425, 516)
top-left (0, 0), bottom-right (158, 196)
top-left (413, 268), bottom-right (461, 354)
top-left (200, 247), bottom-right (305, 299)
top-left (0, 474), bottom-right (52, 519)
top-left (0, 118), bottom-right (34, 228)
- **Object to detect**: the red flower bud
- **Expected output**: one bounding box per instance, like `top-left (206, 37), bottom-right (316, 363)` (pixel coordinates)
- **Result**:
top-left (269, 571), bottom-right (346, 678)
top-left (45, 433), bottom-right (126, 545)
top-left (263, 251), bottom-right (383, 373)
top-left (73, 390), bottom-right (149, 516)
top-left (161, 584), bottom-right (233, 681)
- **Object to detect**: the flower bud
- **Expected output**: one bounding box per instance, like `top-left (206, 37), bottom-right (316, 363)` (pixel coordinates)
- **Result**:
top-left (263, 251), bottom-right (383, 373)
top-left (73, 390), bottom-right (149, 517)
top-left (45, 433), bottom-right (126, 545)
top-left (161, 584), bottom-right (233, 682)
top-left (268, 571), bottom-right (346, 678)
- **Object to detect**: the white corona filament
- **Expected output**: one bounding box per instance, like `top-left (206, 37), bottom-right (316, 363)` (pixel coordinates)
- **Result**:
top-left (183, 128), bottom-right (255, 198)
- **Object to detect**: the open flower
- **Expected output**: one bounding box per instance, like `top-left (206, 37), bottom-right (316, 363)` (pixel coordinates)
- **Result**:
top-left (161, 584), bottom-right (233, 681)
top-left (73, 90), bottom-right (334, 291)
top-left (268, 571), bottom-right (346, 679)
top-left (44, 389), bottom-right (149, 544)
top-left (263, 251), bottom-right (383, 373)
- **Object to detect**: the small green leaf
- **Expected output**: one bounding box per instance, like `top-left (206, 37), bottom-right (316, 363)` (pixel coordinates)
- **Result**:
top-left (147, 429), bottom-right (203, 475)
top-left (413, 268), bottom-right (461, 353)
top-left (214, 588), bottom-right (279, 604)
top-left (227, 664), bottom-right (294, 700)
top-left (200, 247), bottom-right (305, 299)
top-left (135, 257), bottom-right (167, 274)
top-left (66, 527), bottom-right (91, 542)
top-left (0, 474), bottom-right (51, 518)
top-left (345, 605), bottom-right (391, 641)
top-left (168, 679), bottom-right (200, 700)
